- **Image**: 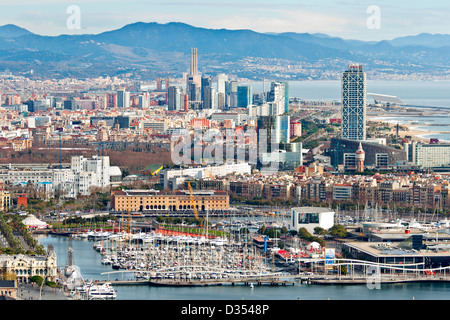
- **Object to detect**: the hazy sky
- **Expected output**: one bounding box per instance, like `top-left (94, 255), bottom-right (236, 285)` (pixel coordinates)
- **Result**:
top-left (1, 0), bottom-right (450, 40)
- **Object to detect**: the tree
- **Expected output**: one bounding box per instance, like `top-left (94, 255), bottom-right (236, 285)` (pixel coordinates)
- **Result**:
top-left (30, 275), bottom-right (44, 286)
top-left (298, 227), bottom-right (326, 247)
top-left (328, 224), bottom-right (347, 238)
top-left (314, 227), bottom-right (328, 236)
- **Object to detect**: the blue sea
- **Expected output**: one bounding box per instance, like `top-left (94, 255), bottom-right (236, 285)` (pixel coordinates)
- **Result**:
top-left (244, 79), bottom-right (450, 108)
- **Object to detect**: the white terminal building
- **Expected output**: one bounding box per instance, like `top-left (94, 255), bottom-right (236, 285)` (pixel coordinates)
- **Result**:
top-left (289, 207), bottom-right (335, 234)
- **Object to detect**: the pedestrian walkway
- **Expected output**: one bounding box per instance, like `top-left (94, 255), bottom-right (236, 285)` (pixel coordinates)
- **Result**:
top-left (17, 283), bottom-right (69, 300)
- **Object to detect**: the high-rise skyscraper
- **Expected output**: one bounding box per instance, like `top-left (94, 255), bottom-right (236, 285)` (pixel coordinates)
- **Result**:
top-left (341, 64), bottom-right (366, 141)
top-left (190, 48), bottom-right (198, 75)
top-left (168, 86), bottom-right (181, 111)
top-left (217, 74), bottom-right (227, 95)
top-left (257, 115), bottom-right (302, 170)
top-left (117, 89), bottom-right (130, 108)
top-left (201, 75), bottom-right (212, 102)
top-left (138, 93), bottom-right (149, 108)
top-left (225, 80), bottom-right (238, 109)
top-left (274, 115), bottom-right (291, 145)
top-left (187, 48), bottom-right (201, 106)
top-left (203, 86), bottom-right (215, 109)
top-left (267, 81), bottom-right (286, 116)
top-left (237, 85), bottom-right (252, 108)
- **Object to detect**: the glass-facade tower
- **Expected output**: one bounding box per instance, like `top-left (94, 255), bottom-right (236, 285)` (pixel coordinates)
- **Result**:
top-left (341, 64), bottom-right (366, 141)
top-left (237, 85), bottom-right (252, 108)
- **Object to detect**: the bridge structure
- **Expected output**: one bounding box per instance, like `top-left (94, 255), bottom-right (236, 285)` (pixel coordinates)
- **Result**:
top-left (297, 258), bottom-right (450, 284)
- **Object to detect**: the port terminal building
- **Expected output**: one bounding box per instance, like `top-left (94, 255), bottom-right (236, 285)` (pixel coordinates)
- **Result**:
top-left (343, 236), bottom-right (450, 269)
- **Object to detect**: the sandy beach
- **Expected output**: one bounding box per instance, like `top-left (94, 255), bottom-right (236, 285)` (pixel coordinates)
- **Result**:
top-left (367, 116), bottom-right (439, 143)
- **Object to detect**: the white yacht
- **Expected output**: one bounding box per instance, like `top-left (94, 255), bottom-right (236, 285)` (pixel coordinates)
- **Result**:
top-left (88, 282), bottom-right (117, 300)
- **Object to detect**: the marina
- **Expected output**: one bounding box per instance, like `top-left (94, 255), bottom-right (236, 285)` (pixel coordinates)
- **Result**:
top-left (32, 207), bottom-right (450, 300)
top-left (36, 229), bottom-right (450, 300)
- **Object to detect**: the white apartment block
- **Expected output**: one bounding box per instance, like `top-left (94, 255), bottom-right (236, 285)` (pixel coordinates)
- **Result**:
top-left (3, 155), bottom-right (112, 198)
top-left (414, 143), bottom-right (450, 168)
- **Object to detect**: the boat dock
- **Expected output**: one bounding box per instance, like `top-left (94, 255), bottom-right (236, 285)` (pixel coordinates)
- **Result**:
top-left (148, 277), bottom-right (295, 287)
top-left (96, 277), bottom-right (294, 287)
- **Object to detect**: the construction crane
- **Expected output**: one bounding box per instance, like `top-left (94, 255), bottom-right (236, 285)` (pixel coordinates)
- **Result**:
top-left (187, 181), bottom-right (200, 223)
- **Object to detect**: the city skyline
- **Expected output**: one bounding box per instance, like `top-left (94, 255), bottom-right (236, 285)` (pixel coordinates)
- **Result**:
top-left (2, 1), bottom-right (450, 41)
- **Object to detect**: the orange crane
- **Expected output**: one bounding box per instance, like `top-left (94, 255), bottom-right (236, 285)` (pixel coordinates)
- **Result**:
top-left (187, 181), bottom-right (200, 223)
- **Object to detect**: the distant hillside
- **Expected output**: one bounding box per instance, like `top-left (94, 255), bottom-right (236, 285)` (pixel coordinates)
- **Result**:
top-left (0, 24), bottom-right (33, 38)
top-left (0, 22), bottom-right (449, 79)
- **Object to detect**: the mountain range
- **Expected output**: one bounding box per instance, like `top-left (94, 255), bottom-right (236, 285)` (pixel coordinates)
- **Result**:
top-left (1, 22), bottom-right (450, 80)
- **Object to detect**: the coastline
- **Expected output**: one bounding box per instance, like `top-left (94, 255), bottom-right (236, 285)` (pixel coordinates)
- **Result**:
top-left (367, 116), bottom-right (445, 143)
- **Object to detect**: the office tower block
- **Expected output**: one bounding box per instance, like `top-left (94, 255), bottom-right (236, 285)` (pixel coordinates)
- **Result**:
top-left (341, 64), bottom-right (366, 141)
top-left (257, 115), bottom-right (291, 151)
top-left (168, 86), bottom-right (181, 111)
top-left (138, 93), bottom-right (149, 108)
top-left (257, 116), bottom-right (275, 152)
top-left (217, 74), bottom-right (227, 95)
top-left (217, 92), bottom-right (225, 110)
top-left (225, 80), bottom-right (238, 109)
top-left (203, 86), bottom-right (215, 109)
top-left (63, 100), bottom-right (77, 111)
top-left (237, 85), bottom-right (252, 108)
top-left (117, 89), bottom-right (130, 108)
top-left (201, 75), bottom-right (212, 101)
top-left (267, 81), bottom-right (286, 116)
top-left (274, 115), bottom-right (291, 145)
top-left (257, 115), bottom-right (302, 170)
top-left (190, 48), bottom-right (198, 75)
top-left (186, 48), bottom-right (201, 105)
top-left (187, 77), bottom-right (201, 102)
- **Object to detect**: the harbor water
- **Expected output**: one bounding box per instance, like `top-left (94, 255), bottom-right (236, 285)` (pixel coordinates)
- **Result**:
top-left (37, 234), bottom-right (450, 300)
